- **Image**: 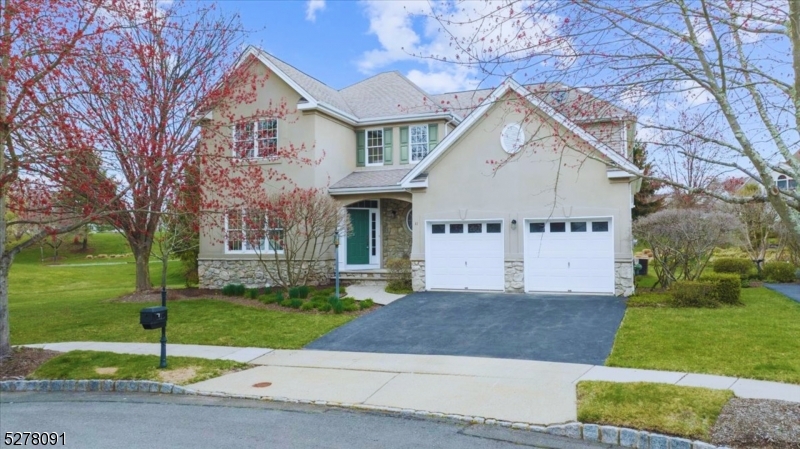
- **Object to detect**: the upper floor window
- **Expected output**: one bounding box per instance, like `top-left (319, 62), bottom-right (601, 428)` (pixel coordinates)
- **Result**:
top-left (410, 125), bottom-right (429, 162)
top-left (225, 209), bottom-right (284, 253)
top-left (777, 175), bottom-right (797, 190)
top-left (366, 129), bottom-right (384, 166)
top-left (234, 119), bottom-right (277, 159)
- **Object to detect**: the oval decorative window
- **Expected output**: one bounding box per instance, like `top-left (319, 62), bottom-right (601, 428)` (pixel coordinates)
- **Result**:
top-left (406, 209), bottom-right (413, 231)
top-left (500, 123), bottom-right (525, 154)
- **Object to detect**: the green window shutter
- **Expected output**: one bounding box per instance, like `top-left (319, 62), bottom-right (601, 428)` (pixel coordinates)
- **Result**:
top-left (383, 127), bottom-right (393, 165)
top-left (356, 130), bottom-right (365, 167)
top-left (399, 127), bottom-right (409, 164)
top-left (428, 123), bottom-right (439, 151)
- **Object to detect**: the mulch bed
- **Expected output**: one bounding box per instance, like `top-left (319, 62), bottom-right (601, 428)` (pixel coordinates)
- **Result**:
top-left (711, 398), bottom-right (800, 449)
top-left (112, 288), bottom-right (378, 317)
top-left (0, 347), bottom-right (61, 380)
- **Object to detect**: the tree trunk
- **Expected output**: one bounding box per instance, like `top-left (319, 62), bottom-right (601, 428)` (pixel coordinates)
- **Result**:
top-left (161, 255), bottom-right (168, 290)
top-left (0, 256), bottom-right (10, 360)
top-left (134, 249), bottom-right (152, 292)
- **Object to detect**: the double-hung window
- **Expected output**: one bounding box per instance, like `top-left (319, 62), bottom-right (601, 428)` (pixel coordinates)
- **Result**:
top-left (233, 119), bottom-right (277, 159)
top-left (366, 129), bottom-right (384, 165)
top-left (410, 125), bottom-right (429, 162)
top-left (225, 209), bottom-right (284, 253)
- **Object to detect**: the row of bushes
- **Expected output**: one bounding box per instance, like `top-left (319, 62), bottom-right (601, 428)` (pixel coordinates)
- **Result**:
top-left (671, 273), bottom-right (741, 308)
top-left (712, 258), bottom-right (797, 283)
top-left (220, 283), bottom-right (371, 314)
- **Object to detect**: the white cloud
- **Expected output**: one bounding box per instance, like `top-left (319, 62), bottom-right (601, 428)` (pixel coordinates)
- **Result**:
top-left (678, 80), bottom-right (714, 106)
top-left (305, 0), bottom-right (325, 22)
top-left (406, 67), bottom-right (479, 94)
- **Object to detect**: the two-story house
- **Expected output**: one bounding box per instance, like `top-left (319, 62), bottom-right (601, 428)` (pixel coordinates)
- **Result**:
top-left (198, 46), bottom-right (641, 296)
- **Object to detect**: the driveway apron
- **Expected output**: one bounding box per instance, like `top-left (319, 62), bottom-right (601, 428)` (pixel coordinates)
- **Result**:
top-left (306, 291), bottom-right (627, 365)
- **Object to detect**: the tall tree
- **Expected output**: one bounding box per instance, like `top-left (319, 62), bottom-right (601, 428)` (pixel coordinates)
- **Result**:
top-left (428, 1), bottom-right (800, 240)
top-left (0, 0), bottom-right (125, 358)
top-left (51, 0), bottom-right (266, 292)
top-left (631, 141), bottom-right (664, 219)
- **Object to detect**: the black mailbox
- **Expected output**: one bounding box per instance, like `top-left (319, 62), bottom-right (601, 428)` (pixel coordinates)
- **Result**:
top-left (140, 306), bottom-right (167, 330)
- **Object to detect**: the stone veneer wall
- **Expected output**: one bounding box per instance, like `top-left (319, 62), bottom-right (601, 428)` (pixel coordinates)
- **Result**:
top-left (199, 259), bottom-right (333, 289)
top-left (412, 259), bottom-right (634, 296)
top-left (380, 199), bottom-right (412, 266)
top-left (614, 260), bottom-right (634, 296)
top-left (411, 260), bottom-right (425, 291)
top-left (504, 261), bottom-right (524, 293)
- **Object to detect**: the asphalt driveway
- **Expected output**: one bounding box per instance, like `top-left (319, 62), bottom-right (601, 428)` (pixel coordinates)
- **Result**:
top-left (764, 283), bottom-right (800, 304)
top-left (306, 291), bottom-right (627, 365)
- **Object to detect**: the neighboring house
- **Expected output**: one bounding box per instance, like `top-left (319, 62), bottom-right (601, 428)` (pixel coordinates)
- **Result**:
top-left (198, 46), bottom-right (641, 296)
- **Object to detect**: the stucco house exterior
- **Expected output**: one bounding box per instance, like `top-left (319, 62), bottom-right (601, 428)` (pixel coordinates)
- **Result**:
top-left (198, 46), bottom-right (641, 296)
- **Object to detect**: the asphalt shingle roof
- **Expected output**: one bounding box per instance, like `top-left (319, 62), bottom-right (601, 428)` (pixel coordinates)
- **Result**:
top-left (255, 49), bottom-right (632, 124)
top-left (329, 169), bottom-right (412, 190)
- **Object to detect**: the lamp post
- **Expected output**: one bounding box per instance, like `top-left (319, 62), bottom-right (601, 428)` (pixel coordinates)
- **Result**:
top-left (160, 286), bottom-right (167, 369)
top-left (333, 230), bottom-right (340, 300)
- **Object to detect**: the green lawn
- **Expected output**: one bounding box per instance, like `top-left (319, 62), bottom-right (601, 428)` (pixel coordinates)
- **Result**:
top-left (30, 351), bottom-right (247, 385)
top-left (610, 287), bottom-right (800, 384)
top-left (577, 381), bottom-right (733, 441)
top-left (9, 233), bottom-right (355, 349)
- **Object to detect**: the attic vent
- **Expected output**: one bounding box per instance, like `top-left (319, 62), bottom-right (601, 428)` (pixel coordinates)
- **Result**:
top-left (501, 123), bottom-right (525, 154)
top-left (298, 97), bottom-right (308, 104)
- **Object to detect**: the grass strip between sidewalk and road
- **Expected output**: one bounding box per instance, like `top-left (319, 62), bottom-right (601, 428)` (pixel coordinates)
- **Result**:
top-left (577, 381), bottom-right (734, 441)
top-left (29, 351), bottom-right (248, 385)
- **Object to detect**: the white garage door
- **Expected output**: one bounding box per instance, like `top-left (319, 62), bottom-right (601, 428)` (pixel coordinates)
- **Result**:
top-left (524, 218), bottom-right (614, 294)
top-left (426, 221), bottom-right (505, 291)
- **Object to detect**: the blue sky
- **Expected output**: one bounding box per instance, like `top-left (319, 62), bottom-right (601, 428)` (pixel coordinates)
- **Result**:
top-left (215, 1), bottom-right (485, 93)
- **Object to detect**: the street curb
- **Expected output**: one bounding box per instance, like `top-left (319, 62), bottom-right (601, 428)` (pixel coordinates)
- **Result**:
top-left (1, 380), bottom-right (729, 449)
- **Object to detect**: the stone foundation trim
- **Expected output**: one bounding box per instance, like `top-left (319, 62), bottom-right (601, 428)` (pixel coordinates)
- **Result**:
top-left (615, 260), bottom-right (635, 296)
top-left (199, 259), bottom-right (334, 289)
top-left (504, 261), bottom-right (524, 293)
top-left (3, 380), bottom-right (727, 449)
top-left (411, 260), bottom-right (425, 292)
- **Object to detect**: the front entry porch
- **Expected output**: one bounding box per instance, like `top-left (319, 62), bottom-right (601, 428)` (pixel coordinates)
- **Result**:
top-left (337, 198), bottom-right (412, 272)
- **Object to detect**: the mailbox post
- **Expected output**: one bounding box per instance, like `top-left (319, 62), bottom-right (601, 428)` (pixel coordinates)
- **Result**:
top-left (333, 230), bottom-right (340, 300)
top-left (139, 287), bottom-right (168, 368)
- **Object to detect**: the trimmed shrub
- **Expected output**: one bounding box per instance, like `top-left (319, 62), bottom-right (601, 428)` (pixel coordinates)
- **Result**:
top-left (669, 281), bottom-right (720, 308)
top-left (343, 303), bottom-right (358, 312)
top-left (763, 262), bottom-right (796, 283)
top-left (328, 295), bottom-right (344, 314)
top-left (386, 258), bottom-right (412, 292)
top-left (713, 258), bottom-right (754, 278)
top-left (699, 273), bottom-right (741, 305)
top-left (300, 302), bottom-right (315, 311)
top-left (297, 285), bottom-right (311, 299)
top-left (318, 303), bottom-right (332, 312)
top-left (359, 299), bottom-right (374, 310)
top-left (288, 287), bottom-right (301, 299)
top-left (222, 284), bottom-right (246, 296)
top-left (289, 298), bottom-right (303, 309)
top-left (279, 298), bottom-right (293, 307)
top-left (246, 288), bottom-right (259, 299)
top-left (258, 294), bottom-right (277, 305)
top-left (275, 290), bottom-right (285, 303)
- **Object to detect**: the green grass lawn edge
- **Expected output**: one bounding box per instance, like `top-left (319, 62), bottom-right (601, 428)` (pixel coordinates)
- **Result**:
top-left (577, 381), bottom-right (733, 441)
top-left (30, 351), bottom-right (248, 385)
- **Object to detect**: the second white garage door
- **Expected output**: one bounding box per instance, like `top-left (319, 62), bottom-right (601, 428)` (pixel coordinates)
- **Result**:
top-left (524, 218), bottom-right (614, 294)
top-left (426, 221), bottom-right (505, 291)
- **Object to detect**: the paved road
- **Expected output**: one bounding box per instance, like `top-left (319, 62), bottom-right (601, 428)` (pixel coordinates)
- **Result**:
top-left (307, 292), bottom-right (627, 365)
top-left (0, 393), bottom-right (618, 449)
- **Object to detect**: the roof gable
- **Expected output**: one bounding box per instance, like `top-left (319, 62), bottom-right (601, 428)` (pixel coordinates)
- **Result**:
top-left (401, 78), bottom-right (640, 187)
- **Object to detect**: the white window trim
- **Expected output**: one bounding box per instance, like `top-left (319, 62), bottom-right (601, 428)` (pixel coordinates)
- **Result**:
top-left (224, 209), bottom-right (284, 254)
top-left (365, 128), bottom-right (384, 166)
top-left (405, 209), bottom-right (413, 231)
top-left (409, 125), bottom-right (429, 163)
top-left (232, 118), bottom-right (278, 160)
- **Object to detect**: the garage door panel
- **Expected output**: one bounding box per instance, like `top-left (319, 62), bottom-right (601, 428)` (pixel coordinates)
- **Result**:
top-left (426, 222), bottom-right (504, 291)
top-left (524, 218), bottom-right (613, 294)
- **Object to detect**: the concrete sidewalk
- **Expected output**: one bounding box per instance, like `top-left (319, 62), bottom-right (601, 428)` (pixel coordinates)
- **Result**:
top-left (345, 283), bottom-right (405, 305)
top-left (22, 342), bottom-right (800, 426)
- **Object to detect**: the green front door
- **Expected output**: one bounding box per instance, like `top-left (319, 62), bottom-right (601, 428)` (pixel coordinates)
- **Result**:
top-left (347, 209), bottom-right (370, 265)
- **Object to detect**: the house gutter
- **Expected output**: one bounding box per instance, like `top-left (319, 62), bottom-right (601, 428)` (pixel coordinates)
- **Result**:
top-left (298, 102), bottom-right (462, 127)
top-left (328, 185), bottom-right (418, 195)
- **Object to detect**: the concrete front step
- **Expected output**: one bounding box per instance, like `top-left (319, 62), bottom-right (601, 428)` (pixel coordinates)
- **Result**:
top-left (333, 269), bottom-right (394, 284)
